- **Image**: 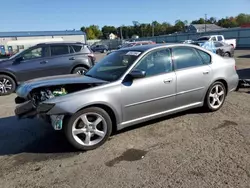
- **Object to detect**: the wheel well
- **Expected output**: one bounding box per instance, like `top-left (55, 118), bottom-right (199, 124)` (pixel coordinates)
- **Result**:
top-left (80, 104), bottom-right (117, 133)
top-left (71, 64), bottom-right (89, 73)
top-left (214, 79), bottom-right (228, 95)
top-left (0, 72), bottom-right (17, 86)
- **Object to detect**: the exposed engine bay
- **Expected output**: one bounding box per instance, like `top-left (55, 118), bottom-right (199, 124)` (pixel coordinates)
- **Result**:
top-left (15, 83), bottom-right (103, 119)
top-left (16, 83), bottom-right (101, 105)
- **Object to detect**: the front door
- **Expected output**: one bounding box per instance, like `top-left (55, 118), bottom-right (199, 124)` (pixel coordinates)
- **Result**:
top-left (171, 46), bottom-right (213, 108)
top-left (121, 48), bottom-right (177, 124)
top-left (13, 46), bottom-right (51, 82)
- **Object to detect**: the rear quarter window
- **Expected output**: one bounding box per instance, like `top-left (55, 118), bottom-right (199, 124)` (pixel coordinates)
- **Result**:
top-left (196, 49), bottom-right (211, 64)
top-left (71, 45), bottom-right (83, 52)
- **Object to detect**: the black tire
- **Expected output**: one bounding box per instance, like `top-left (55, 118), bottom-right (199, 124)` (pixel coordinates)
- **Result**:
top-left (0, 74), bottom-right (16, 96)
top-left (72, 67), bottom-right (88, 75)
top-left (224, 52), bottom-right (230, 57)
top-left (63, 107), bottom-right (112, 151)
top-left (103, 49), bottom-right (107, 53)
top-left (203, 81), bottom-right (226, 112)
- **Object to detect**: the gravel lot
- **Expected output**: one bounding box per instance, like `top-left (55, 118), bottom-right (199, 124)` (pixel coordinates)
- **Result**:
top-left (0, 50), bottom-right (250, 188)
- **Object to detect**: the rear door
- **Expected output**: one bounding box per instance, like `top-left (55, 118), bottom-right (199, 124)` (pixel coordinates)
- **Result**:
top-left (44, 44), bottom-right (72, 75)
top-left (171, 46), bottom-right (212, 108)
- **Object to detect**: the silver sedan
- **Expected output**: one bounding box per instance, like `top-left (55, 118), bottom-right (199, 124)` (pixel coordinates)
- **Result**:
top-left (15, 44), bottom-right (239, 151)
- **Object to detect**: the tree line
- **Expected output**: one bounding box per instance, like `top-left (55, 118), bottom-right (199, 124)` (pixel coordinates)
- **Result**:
top-left (80, 13), bottom-right (250, 40)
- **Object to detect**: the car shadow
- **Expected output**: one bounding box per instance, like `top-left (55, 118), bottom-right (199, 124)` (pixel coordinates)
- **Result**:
top-left (237, 68), bottom-right (250, 80)
top-left (0, 107), bottom-right (206, 157)
top-left (237, 55), bottom-right (250, 58)
top-left (0, 116), bottom-right (78, 156)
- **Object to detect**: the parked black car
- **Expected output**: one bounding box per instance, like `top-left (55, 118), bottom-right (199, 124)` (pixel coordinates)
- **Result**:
top-left (91, 44), bottom-right (109, 53)
top-left (0, 42), bottom-right (96, 96)
top-left (213, 41), bottom-right (234, 57)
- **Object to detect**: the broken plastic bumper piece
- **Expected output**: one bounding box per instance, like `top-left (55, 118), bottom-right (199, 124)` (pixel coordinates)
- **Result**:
top-left (50, 115), bottom-right (64, 130)
top-left (15, 100), bottom-right (36, 119)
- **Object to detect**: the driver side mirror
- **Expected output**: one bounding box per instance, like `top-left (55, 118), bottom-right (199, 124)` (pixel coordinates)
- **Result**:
top-left (129, 69), bottom-right (146, 79)
top-left (14, 56), bottom-right (24, 63)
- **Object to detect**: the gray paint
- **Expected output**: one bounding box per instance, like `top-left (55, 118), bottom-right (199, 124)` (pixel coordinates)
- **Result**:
top-left (16, 44), bottom-right (239, 131)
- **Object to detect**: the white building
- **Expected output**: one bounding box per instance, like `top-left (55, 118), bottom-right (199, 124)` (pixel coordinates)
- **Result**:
top-left (0, 30), bottom-right (86, 55)
top-left (108, 33), bottom-right (117, 40)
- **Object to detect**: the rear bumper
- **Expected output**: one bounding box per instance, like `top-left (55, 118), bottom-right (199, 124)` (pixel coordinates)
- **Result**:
top-left (228, 74), bottom-right (239, 93)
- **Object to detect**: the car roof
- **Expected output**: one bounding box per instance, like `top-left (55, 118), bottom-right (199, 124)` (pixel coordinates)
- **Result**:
top-left (36, 42), bottom-right (86, 46)
top-left (117, 43), bottom-right (204, 52)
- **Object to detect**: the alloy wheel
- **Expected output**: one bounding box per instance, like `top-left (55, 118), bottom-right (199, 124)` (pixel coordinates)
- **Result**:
top-left (209, 84), bottom-right (225, 109)
top-left (0, 78), bottom-right (13, 95)
top-left (72, 112), bottom-right (107, 146)
top-left (76, 70), bottom-right (85, 75)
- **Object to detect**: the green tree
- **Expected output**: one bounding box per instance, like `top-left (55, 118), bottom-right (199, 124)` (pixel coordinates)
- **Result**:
top-left (175, 20), bottom-right (185, 31)
top-left (85, 28), bottom-right (96, 39)
top-left (88, 25), bottom-right (102, 39)
top-left (236, 13), bottom-right (250, 25)
top-left (102, 26), bottom-right (117, 39)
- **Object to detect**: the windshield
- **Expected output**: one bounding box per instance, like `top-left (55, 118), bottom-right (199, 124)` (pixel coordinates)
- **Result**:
top-left (85, 50), bottom-right (142, 82)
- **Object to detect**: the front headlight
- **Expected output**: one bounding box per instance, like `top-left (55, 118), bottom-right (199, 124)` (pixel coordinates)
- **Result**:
top-left (37, 103), bottom-right (55, 113)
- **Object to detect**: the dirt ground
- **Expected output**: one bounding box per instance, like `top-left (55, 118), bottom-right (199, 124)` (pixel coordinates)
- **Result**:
top-left (0, 50), bottom-right (250, 188)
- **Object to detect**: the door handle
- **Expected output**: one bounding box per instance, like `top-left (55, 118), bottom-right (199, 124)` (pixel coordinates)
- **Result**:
top-left (40, 60), bottom-right (48, 64)
top-left (203, 70), bottom-right (210, 74)
top-left (163, 78), bottom-right (173, 83)
top-left (69, 57), bottom-right (75, 60)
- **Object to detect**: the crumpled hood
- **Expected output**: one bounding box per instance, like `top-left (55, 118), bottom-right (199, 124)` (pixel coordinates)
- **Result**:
top-left (16, 74), bottom-right (108, 98)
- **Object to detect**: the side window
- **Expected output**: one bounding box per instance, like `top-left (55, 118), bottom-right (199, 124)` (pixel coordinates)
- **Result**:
top-left (72, 45), bottom-right (82, 52)
top-left (211, 37), bottom-right (216, 41)
top-left (217, 36), bottom-right (223, 41)
top-left (196, 49), bottom-right (211, 64)
top-left (133, 48), bottom-right (172, 77)
top-left (50, 45), bottom-right (69, 56)
top-left (172, 47), bottom-right (204, 70)
top-left (69, 46), bottom-right (74, 53)
top-left (22, 47), bottom-right (43, 60)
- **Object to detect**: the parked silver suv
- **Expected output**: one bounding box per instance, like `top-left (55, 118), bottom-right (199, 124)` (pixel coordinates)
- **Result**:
top-left (15, 44), bottom-right (239, 151)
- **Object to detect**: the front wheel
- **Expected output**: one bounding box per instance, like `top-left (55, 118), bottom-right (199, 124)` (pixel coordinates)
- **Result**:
top-left (63, 107), bottom-right (112, 151)
top-left (72, 67), bottom-right (88, 75)
top-left (204, 81), bottom-right (226, 112)
top-left (0, 74), bottom-right (16, 96)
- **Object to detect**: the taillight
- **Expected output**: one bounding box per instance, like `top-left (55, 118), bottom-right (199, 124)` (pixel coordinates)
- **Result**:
top-left (88, 53), bottom-right (94, 57)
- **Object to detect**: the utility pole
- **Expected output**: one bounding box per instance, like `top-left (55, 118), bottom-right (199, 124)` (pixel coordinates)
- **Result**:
top-left (152, 22), bottom-right (154, 37)
top-left (205, 14), bottom-right (207, 33)
top-left (120, 26), bottom-right (123, 40)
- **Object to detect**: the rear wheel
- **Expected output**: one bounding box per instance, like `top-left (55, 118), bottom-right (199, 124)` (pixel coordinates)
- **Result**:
top-left (0, 74), bottom-right (16, 96)
top-left (72, 67), bottom-right (88, 75)
top-left (63, 107), bottom-right (112, 151)
top-left (204, 81), bottom-right (226, 112)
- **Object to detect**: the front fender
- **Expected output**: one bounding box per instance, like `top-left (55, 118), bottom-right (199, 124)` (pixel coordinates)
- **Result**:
top-left (45, 83), bottom-right (122, 125)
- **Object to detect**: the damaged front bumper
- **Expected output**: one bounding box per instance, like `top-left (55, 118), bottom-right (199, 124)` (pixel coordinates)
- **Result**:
top-left (14, 99), bottom-right (64, 130)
